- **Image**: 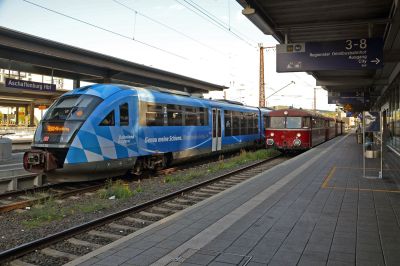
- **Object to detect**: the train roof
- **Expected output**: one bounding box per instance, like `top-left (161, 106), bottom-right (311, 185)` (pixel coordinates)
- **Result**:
top-left (64, 84), bottom-right (263, 112)
top-left (268, 108), bottom-right (329, 119)
top-left (64, 84), bottom-right (128, 99)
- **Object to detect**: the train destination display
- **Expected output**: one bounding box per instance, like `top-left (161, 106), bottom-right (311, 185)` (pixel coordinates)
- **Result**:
top-left (276, 38), bottom-right (383, 72)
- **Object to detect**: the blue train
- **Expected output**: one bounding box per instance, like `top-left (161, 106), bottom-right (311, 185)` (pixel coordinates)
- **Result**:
top-left (23, 84), bottom-right (270, 182)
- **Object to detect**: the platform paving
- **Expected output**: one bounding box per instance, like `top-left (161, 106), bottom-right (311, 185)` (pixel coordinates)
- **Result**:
top-left (0, 152), bottom-right (25, 179)
top-left (68, 134), bottom-right (400, 266)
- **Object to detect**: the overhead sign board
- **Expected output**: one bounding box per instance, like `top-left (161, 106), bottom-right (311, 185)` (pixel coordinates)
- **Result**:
top-left (5, 78), bottom-right (56, 92)
top-left (276, 38), bottom-right (383, 72)
top-left (328, 91), bottom-right (369, 105)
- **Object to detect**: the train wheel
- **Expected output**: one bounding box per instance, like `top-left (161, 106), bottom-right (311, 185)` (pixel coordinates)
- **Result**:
top-left (154, 155), bottom-right (167, 171)
top-left (132, 160), bottom-right (143, 176)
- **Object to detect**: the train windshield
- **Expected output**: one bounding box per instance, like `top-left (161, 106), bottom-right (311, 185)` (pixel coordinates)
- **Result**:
top-left (34, 95), bottom-right (102, 145)
top-left (268, 116), bottom-right (307, 129)
top-left (286, 117), bottom-right (302, 129)
top-left (43, 95), bottom-right (102, 121)
top-left (269, 117), bottom-right (286, 129)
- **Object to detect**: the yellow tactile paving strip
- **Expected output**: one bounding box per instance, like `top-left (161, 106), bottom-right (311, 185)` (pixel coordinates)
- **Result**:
top-left (322, 166), bottom-right (400, 193)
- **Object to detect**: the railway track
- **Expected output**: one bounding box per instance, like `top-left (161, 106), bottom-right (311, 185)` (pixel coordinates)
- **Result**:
top-left (0, 151), bottom-right (247, 214)
top-left (0, 155), bottom-right (286, 266)
top-left (0, 180), bottom-right (105, 213)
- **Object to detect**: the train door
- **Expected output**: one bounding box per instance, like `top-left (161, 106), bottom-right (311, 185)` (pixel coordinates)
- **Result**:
top-left (212, 108), bottom-right (222, 151)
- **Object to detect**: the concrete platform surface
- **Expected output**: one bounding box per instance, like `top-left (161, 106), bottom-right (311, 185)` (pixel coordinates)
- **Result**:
top-left (0, 152), bottom-right (26, 178)
top-left (67, 134), bottom-right (400, 266)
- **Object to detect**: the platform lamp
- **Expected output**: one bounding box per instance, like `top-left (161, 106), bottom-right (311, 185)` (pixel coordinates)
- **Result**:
top-left (242, 5), bottom-right (275, 35)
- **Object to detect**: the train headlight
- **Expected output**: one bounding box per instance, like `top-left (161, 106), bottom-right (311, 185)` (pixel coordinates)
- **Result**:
top-left (296, 133), bottom-right (301, 137)
top-left (270, 132), bottom-right (274, 137)
top-left (293, 139), bottom-right (301, 146)
top-left (267, 139), bottom-right (274, 145)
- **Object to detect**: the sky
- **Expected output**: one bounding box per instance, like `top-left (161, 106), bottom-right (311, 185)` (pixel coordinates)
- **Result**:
top-left (0, 0), bottom-right (336, 110)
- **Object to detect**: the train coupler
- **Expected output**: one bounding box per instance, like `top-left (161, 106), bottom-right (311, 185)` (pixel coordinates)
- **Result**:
top-left (23, 150), bottom-right (58, 173)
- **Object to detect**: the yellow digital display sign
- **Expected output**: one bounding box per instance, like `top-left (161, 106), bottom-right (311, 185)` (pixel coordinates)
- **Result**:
top-left (45, 125), bottom-right (70, 133)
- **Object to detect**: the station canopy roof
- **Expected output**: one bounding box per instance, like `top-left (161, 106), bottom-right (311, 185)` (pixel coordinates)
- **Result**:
top-left (237, 0), bottom-right (399, 112)
top-left (0, 26), bottom-right (226, 96)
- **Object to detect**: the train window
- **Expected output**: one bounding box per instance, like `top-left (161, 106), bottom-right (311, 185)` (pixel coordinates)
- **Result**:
top-left (317, 118), bottom-right (324, 128)
top-left (100, 110), bottom-right (115, 126)
top-left (255, 114), bottom-right (259, 131)
top-left (263, 115), bottom-right (269, 129)
top-left (184, 106), bottom-right (198, 126)
top-left (249, 113), bottom-right (256, 135)
top-left (240, 113), bottom-right (247, 135)
top-left (302, 117), bottom-right (311, 128)
top-left (146, 103), bottom-right (165, 126)
top-left (167, 104), bottom-right (183, 126)
top-left (232, 112), bottom-right (240, 136)
top-left (199, 107), bottom-right (208, 126)
top-left (286, 117), bottom-right (302, 129)
top-left (119, 103), bottom-right (129, 126)
top-left (224, 110), bottom-right (232, 136)
top-left (251, 113), bottom-right (259, 134)
top-left (269, 117), bottom-right (285, 129)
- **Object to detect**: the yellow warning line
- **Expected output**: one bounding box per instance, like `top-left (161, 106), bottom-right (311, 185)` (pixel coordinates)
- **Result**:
top-left (322, 166), bottom-right (400, 193)
top-left (322, 166), bottom-right (336, 188)
top-left (335, 166), bottom-right (400, 171)
top-left (324, 186), bottom-right (400, 194)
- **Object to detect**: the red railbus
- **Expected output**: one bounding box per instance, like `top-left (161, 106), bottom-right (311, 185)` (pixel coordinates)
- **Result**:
top-left (265, 108), bottom-right (337, 150)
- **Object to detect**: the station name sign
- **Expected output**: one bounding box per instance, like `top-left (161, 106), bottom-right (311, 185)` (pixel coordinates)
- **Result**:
top-left (5, 78), bottom-right (56, 92)
top-left (276, 38), bottom-right (383, 72)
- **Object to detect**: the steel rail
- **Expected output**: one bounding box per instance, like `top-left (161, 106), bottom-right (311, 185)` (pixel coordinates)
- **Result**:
top-left (0, 183), bottom-right (105, 213)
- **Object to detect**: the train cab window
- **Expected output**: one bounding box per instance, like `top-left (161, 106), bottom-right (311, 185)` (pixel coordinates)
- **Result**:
top-left (286, 117), bottom-right (302, 129)
top-left (44, 95), bottom-right (102, 121)
top-left (119, 103), bottom-right (129, 126)
top-left (269, 117), bottom-right (285, 129)
top-left (100, 110), bottom-right (115, 126)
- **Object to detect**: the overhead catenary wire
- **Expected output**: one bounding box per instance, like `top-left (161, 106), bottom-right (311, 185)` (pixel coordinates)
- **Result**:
top-left (185, 0), bottom-right (258, 44)
top-left (22, 0), bottom-right (188, 60)
top-left (111, 0), bottom-right (227, 56)
top-left (175, 0), bottom-right (257, 48)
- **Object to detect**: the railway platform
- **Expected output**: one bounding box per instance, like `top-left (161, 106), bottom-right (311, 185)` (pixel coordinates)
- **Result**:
top-left (68, 134), bottom-right (400, 266)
